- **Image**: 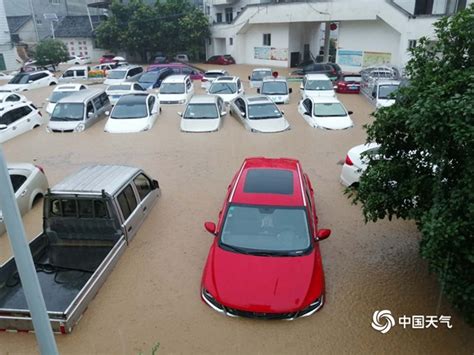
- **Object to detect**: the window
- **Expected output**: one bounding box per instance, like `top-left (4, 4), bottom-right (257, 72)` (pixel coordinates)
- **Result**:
top-left (76, 70), bottom-right (85, 77)
top-left (186, 80), bottom-right (192, 91)
top-left (93, 96), bottom-right (102, 110)
top-left (133, 83), bottom-right (143, 91)
top-left (216, 13), bottom-right (222, 23)
top-left (63, 70), bottom-right (73, 78)
top-left (263, 33), bottom-right (271, 46)
top-left (225, 7), bottom-right (233, 23)
top-left (6, 94), bottom-right (20, 102)
top-left (10, 174), bottom-right (27, 192)
top-left (86, 101), bottom-right (95, 117)
top-left (133, 174), bottom-right (152, 200)
top-left (229, 37), bottom-right (233, 46)
top-left (408, 39), bottom-right (417, 50)
top-left (99, 92), bottom-right (110, 106)
top-left (36, 16), bottom-right (42, 25)
top-left (78, 200), bottom-right (93, 218)
top-left (147, 96), bottom-right (155, 113)
top-left (117, 185), bottom-right (138, 221)
top-left (206, 5), bottom-right (210, 14)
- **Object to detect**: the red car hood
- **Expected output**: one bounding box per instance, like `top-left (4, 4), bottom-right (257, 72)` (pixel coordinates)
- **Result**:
top-left (205, 244), bottom-right (324, 313)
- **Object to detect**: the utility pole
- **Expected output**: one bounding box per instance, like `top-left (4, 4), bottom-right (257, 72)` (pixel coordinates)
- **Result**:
top-left (0, 146), bottom-right (58, 355)
top-left (28, 0), bottom-right (40, 42)
top-left (323, 21), bottom-right (331, 63)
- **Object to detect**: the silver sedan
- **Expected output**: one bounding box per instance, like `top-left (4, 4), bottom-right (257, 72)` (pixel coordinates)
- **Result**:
top-left (0, 163), bottom-right (49, 236)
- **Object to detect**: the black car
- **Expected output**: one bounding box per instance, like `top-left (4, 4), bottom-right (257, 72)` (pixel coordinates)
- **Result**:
top-left (291, 63), bottom-right (338, 80)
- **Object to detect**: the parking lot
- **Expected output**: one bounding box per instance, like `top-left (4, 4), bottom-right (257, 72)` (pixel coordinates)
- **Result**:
top-left (0, 64), bottom-right (472, 354)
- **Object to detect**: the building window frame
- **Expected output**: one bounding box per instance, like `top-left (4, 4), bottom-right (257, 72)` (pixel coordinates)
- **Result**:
top-left (229, 37), bottom-right (233, 46)
top-left (263, 33), bottom-right (271, 46)
top-left (216, 13), bottom-right (222, 23)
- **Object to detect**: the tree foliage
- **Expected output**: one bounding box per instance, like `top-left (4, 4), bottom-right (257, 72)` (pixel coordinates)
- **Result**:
top-left (34, 39), bottom-right (69, 68)
top-left (349, 5), bottom-right (474, 324)
top-left (95, 0), bottom-right (210, 62)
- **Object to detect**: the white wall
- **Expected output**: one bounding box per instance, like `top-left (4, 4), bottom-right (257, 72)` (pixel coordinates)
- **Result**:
top-left (240, 23), bottom-right (289, 67)
top-left (337, 19), bottom-right (401, 72)
top-left (0, 0), bottom-right (21, 71)
top-left (18, 20), bottom-right (36, 44)
top-left (61, 38), bottom-right (107, 62)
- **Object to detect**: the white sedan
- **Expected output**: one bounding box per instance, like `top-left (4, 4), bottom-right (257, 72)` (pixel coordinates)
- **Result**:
top-left (0, 102), bottom-right (44, 143)
top-left (0, 163), bottom-right (49, 236)
top-left (62, 56), bottom-right (91, 65)
top-left (179, 95), bottom-right (226, 133)
top-left (230, 95), bottom-right (290, 133)
top-left (340, 143), bottom-right (381, 187)
top-left (104, 93), bottom-right (160, 133)
top-left (0, 92), bottom-right (27, 105)
top-left (298, 96), bottom-right (354, 130)
top-left (46, 83), bottom-right (88, 114)
top-left (105, 82), bottom-right (146, 105)
top-left (0, 71), bottom-right (57, 92)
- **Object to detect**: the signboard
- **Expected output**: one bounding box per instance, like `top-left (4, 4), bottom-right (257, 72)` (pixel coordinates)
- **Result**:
top-left (337, 50), bottom-right (363, 67)
top-left (362, 51), bottom-right (392, 67)
top-left (254, 47), bottom-right (288, 61)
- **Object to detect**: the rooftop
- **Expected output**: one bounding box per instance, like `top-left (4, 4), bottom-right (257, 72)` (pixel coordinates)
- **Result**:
top-left (7, 16), bottom-right (32, 34)
top-left (54, 15), bottom-right (106, 38)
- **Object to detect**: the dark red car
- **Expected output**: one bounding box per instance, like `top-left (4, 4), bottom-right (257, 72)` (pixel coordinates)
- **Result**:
top-left (99, 54), bottom-right (116, 64)
top-left (201, 157), bottom-right (331, 319)
top-left (206, 55), bottom-right (235, 65)
top-left (335, 73), bottom-right (362, 94)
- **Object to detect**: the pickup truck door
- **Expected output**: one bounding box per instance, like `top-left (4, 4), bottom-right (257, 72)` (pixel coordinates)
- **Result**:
top-left (132, 173), bottom-right (158, 221)
top-left (116, 183), bottom-right (142, 241)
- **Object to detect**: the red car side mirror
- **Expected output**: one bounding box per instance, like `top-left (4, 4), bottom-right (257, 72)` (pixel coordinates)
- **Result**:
top-left (316, 229), bottom-right (331, 241)
top-left (204, 222), bottom-right (217, 235)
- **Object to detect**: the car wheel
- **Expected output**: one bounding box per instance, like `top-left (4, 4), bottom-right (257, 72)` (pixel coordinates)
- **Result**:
top-left (75, 62), bottom-right (80, 65)
top-left (49, 82), bottom-right (56, 86)
top-left (33, 124), bottom-right (40, 129)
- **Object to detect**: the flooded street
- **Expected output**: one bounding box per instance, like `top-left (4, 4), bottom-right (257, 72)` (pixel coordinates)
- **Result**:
top-left (0, 64), bottom-right (472, 354)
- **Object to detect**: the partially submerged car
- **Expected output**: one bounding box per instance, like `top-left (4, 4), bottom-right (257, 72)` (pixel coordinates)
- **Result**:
top-left (0, 71), bottom-right (57, 92)
top-left (300, 74), bottom-right (335, 99)
top-left (46, 83), bottom-right (88, 115)
top-left (248, 68), bottom-right (272, 88)
top-left (257, 76), bottom-right (292, 104)
top-left (298, 96), bottom-right (354, 130)
top-left (207, 76), bottom-right (244, 103)
top-left (230, 95), bottom-right (290, 133)
top-left (340, 143), bottom-right (381, 187)
top-left (179, 95), bottom-right (226, 133)
top-left (201, 157), bottom-right (331, 319)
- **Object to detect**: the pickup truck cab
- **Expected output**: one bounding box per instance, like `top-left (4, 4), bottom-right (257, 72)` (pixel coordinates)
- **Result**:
top-left (0, 164), bottom-right (160, 333)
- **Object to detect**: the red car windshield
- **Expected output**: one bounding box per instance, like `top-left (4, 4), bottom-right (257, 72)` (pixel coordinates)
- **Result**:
top-left (219, 204), bottom-right (311, 256)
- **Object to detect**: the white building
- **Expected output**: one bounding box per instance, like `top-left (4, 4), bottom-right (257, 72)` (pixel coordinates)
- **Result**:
top-left (0, 0), bottom-right (22, 71)
top-left (204, 0), bottom-right (472, 71)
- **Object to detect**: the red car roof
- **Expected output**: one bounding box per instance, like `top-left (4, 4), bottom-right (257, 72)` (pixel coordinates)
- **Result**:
top-left (230, 157), bottom-right (306, 207)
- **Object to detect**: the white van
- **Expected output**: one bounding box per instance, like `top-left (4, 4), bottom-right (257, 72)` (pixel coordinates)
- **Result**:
top-left (58, 66), bottom-right (90, 82)
top-left (257, 76), bottom-right (292, 104)
top-left (158, 75), bottom-right (194, 104)
top-left (104, 65), bottom-right (144, 86)
top-left (47, 89), bottom-right (111, 133)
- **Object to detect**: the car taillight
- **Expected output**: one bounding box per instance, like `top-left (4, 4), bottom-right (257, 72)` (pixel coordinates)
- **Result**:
top-left (35, 165), bottom-right (45, 174)
top-left (345, 155), bottom-right (353, 166)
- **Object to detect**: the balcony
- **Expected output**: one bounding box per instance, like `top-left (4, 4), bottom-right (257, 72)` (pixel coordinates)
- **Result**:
top-left (212, 0), bottom-right (239, 5)
top-left (388, 0), bottom-right (467, 17)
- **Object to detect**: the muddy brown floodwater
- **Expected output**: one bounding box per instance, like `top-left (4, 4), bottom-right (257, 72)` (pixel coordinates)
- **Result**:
top-left (0, 64), bottom-right (472, 355)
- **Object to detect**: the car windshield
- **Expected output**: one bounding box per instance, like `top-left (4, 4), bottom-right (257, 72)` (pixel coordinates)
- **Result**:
top-left (305, 80), bottom-right (333, 91)
top-left (49, 91), bottom-right (75, 103)
top-left (220, 204), bottom-right (311, 255)
top-left (111, 102), bottom-right (147, 119)
top-left (160, 83), bottom-right (185, 94)
top-left (343, 76), bottom-right (361, 82)
top-left (9, 73), bottom-right (30, 84)
top-left (107, 70), bottom-right (127, 79)
top-left (378, 85), bottom-right (399, 99)
top-left (251, 70), bottom-right (271, 81)
top-left (108, 84), bottom-right (132, 91)
top-left (204, 72), bottom-right (224, 78)
top-left (209, 82), bottom-right (237, 94)
top-left (184, 103), bottom-right (218, 119)
top-left (261, 81), bottom-right (287, 95)
top-left (139, 72), bottom-right (159, 83)
top-left (313, 103), bottom-right (347, 117)
top-left (50, 103), bottom-right (84, 121)
top-left (248, 103), bottom-right (282, 119)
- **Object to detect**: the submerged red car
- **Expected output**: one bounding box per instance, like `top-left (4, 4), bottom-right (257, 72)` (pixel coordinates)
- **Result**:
top-left (335, 73), bottom-right (361, 94)
top-left (206, 55), bottom-right (236, 65)
top-left (201, 157), bottom-right (331, 319)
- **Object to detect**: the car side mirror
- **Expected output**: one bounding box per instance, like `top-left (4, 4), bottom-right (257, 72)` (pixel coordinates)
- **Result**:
top-left (45, 98), bottom-right (49, 101)
top-left (28, 80), bottom-right (33, 83)
top-left (248, 75), bottom-right (251, 80)
top-left (0, 124), bottom-right (7, 130)
top-left (204, 221), bottom-right (216, 235)
top-left (348, 111), bottom-right (353, 115)
top-left (221, 110), bottom-right (226, 116)
top-left (177, 112), bottom-right (182, 117)
top-left (105, 111), bottom-right (110, 116)
top-left (372, 92), bottom-right (376, 99)
top-left (289, 88), bottom-right (292, 94)
top-left (152, 179), bottom-right (159, 189)
top-left (87, 112), bottom-right (93, 118)
top-left (300, 84), bottom-right (303, 89)
top-left (241, 111), bottom-right (246, 117)
top-left (316, 229), bottom-right (331, 241)
top-left (256, 88), bottom-right (260, 93)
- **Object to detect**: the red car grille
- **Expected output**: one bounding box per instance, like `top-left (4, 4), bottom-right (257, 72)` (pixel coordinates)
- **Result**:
top-left (224, 307), bottom-right (297, 319)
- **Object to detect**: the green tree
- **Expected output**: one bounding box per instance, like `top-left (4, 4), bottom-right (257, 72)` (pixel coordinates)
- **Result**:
top-left (349, 4), bottom-right (474, 324)
top-left (34, 39), bottom-right (69, 70)
top-left (95, 0), bottom-right (210, 62)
